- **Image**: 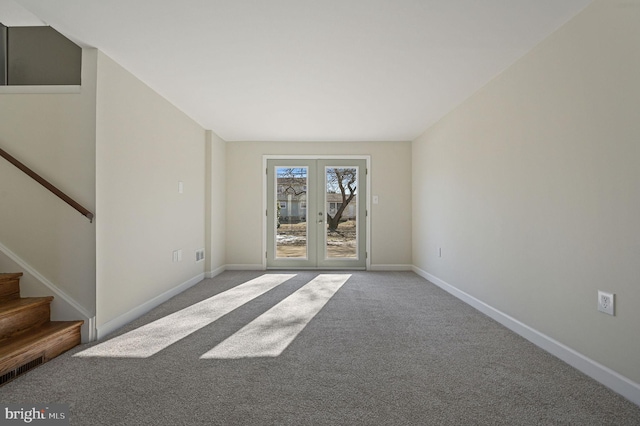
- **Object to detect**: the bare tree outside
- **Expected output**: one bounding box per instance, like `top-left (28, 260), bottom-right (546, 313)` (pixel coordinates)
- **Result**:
top-left (325, 167), bottom-right (357, 231)
top-left (278, 168), bottom-right (307, 198)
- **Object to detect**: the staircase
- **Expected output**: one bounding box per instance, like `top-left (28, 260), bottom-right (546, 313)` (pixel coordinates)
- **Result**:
top-left (0, 272), bottom-right (83, 386)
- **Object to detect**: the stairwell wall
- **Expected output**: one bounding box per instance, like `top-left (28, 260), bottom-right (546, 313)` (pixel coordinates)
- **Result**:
top-left (0, 48), bottom-right (97, 320)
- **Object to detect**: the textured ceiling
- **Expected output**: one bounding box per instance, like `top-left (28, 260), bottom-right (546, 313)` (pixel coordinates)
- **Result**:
top-left (8, 0), bottom-right (592, 141)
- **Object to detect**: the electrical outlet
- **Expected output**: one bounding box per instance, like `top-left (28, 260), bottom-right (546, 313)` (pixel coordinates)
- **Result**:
top-left (597, 291), bottom-right (615, 316)
top-left (195, 248), bottom-right (205, 262)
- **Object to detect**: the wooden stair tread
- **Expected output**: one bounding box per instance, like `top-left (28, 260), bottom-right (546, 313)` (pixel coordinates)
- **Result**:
top-left (0, 321), bottom-right (83, 354)
top-left (0, 274), bottom-right (22, 303)
top-left (0, 297), bottom-right (55, 341)
top-left (0, 273), bottom-right (23, 283)
top-left (0, 297), bottom-right (54, 318)
top-left (0, 272), bottom-right (84, 383)
top-left (0, 321), bottom-right (83, 373)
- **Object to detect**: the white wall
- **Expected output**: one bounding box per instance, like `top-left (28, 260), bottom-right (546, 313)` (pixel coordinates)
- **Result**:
top-left (205, 130), bottom-right (227, 276)
top-left (226, 141), bottom-right (412, 269)
top-left (95, 51), bottom-right (206, 335)
top-left (413, 0), bottom-right (640, 385)
top-left (0, 48), bottom-right (97, 315)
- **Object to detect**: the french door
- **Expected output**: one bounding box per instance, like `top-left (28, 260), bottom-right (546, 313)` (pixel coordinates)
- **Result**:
top-left (266, 158), bottom-right (367, 269)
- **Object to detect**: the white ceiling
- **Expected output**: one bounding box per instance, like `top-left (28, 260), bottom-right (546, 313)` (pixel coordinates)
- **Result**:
top-left (6, 0), bottom-right (592, 141)
top-left (0, 0), bottom-right (43, 25)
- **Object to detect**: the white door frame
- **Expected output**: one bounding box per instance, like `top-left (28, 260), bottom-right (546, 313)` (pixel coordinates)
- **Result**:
top-left (262, 155), bottom-right (371, 270)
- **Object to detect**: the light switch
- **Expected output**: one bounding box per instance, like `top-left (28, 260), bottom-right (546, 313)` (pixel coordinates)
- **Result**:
top-left (373, 195), bottom-right (379, 204)
top-left (178, 181), bottom-right (184, 193)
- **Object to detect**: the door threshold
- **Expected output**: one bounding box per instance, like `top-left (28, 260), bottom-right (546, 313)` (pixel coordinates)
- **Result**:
top-left (265, 267), bottom-right (367, 271)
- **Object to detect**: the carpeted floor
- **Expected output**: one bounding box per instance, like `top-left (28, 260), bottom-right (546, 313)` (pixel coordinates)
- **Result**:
top-left (2, 271), bottom-right (639, 425)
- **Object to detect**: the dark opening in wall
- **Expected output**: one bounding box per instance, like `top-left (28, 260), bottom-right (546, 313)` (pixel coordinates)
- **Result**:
top-left (0, 23), bottom-right (6, 85)
top-left (0, 24), bottom-right (81, 86)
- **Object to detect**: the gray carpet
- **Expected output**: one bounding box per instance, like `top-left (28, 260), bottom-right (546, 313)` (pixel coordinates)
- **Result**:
top-left (1, 271), bottom-right (639, 425)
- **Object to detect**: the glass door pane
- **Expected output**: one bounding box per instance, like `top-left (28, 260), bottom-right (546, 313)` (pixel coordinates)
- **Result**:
top-left (325, 166), bottom-right (358, 258)
top-left (266, 159), bottom-right (317, 269)
top-left (276, 167), bottom-right (308, 259)
top-left (317, 159), bottom-right (366, 269)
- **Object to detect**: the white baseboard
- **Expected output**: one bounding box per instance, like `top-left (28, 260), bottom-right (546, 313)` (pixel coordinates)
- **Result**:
top-left (412, 266), bottom-right (640, 407)
top-left (96, 273), bottom-right (205, 340)
top-left (205, 265), bottom-right (226, 278)
top-left (369, 264), bottom-right (413, 271)
top-left (0, 242), bottom-right (96, 342)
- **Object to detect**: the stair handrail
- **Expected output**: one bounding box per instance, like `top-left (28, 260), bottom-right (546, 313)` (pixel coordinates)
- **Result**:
top-left (0, 146), bottom-right (94, 222)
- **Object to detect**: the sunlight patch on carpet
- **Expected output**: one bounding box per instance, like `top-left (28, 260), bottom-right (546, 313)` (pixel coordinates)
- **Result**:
top-left (200, 274), bottom-right (350, 359)
top-left (75, 274), bottom-right (296, 358)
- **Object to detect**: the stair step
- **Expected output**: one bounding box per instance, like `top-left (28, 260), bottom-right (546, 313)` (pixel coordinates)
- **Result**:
top-left (0, 321), bottom-right (83, 378)
top-left (0, 273), bottom-right (23, 303)
top-left (0, 297), bottom-right (54, 340)
top-left (0, 272), bottom-right (84, 385)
